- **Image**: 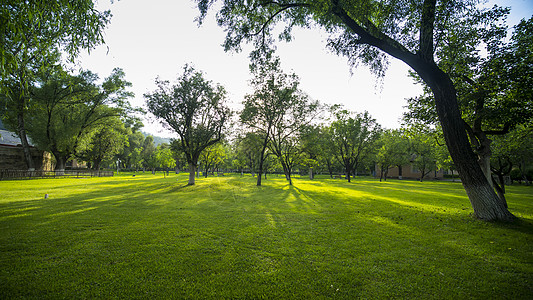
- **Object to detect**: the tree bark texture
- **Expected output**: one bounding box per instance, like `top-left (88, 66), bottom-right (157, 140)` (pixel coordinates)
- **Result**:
top-left (188, 163), bottom-right (196, 185)
top-left (416, 64), bottom-right (514, 221)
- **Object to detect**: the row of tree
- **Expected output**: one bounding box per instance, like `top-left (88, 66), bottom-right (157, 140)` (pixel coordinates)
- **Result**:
top-left (143, 57), bottom-right (532, 209)
top-left (191, 0), bottom-right (533, 222)
top-left (2, 1), bottom-right (531, 222)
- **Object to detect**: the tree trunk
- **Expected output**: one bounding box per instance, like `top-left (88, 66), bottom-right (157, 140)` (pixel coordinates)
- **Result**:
top-left (16, 112), bottom-right (35, 171)
top-left (519, 162), bottom-right (530, 186)
top-left (280, 161), bottom-right (292, 185)
top-left (477, 137), bottom-right (493, 188)
top-left (54, 155), bottom-right (67, 175)
top-left (346, 166), bottom-right (351, 183)
top-left (309, 167), bottom-right (314, 180)
top-left (188, 163), bottom-right (196, 185)
top-left (491, 176), bottom-right (508, 209)
top-left (257, 135), bottom-right (270, 186)
top-left (256, 149), bottom-right (265, 186)
top-left (417, 63), bottom-right (514, 221)
top-left (330, 0), bottom-right (514, 221)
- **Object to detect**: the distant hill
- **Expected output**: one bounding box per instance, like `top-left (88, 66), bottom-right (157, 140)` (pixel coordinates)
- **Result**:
top-left (142, 132), bottom-right (172, 146)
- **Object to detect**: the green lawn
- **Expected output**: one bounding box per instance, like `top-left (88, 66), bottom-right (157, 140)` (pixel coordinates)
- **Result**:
top-left (1, 173), bottom-right (532, 299)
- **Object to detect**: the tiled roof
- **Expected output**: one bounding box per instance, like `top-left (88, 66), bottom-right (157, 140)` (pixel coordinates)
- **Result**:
top-left (0, 130), bottom-right (22, 146)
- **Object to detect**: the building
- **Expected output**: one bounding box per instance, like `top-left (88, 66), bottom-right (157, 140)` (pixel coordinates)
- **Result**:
top-left (0, 120), bottom-right (53, 170)
top-left (376, 164), bottom-right (445, 180)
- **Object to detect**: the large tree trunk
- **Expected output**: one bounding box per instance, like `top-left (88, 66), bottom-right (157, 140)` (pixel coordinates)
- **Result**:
top-left (477, 136), bottom-right (493, 188)
top-left (280, 161), bottom-right (292, 185)
top-left (188, 163), bottom-right (196, 185)
top-left (346, 165), bottom-right (351, 182)
top-left (16, 111), bottom-right (35, 171)
top-left (331, 0), bottom-right (514, 221)
top-left (418, 64), bottom-right (514, 221)
top-left (54, 154), bottom-right (67, 175)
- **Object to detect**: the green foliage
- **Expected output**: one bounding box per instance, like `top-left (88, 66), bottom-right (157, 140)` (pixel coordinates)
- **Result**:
top-left (330, 108), bottom-right (381, 182)
top-left (0, 0), bottom-right (110, 77)
top-left (233, 132), bottom-right (264, 173)
top-left (119, 131), bottom-right (146, 170)
top-left (405, 16), bottom-right (533, 134)
top-left (0, 1), bottom-right (111, 170)
top-left (142, 136), bottom-right (157, 170)
top-left (199, 143), bottom-right (227, 176)
top-left (155, 146), bottom-right (177, 176)
top-left (406, 128), bottom-right (440, 182)
top-left (77, 117), bottom-right (128, 170)
top-left (491, 125), bottom-right (533, 181)
top-left (0, 175), bottom-right (531, 298)
top-left (241, 55), bottom-right (321, 184)
top-left (25, 67), bottom-right (134, 170)
top-left (145, 64), bottom-right (231, 184)
top-left (376, 129), bottom-right (410, 179)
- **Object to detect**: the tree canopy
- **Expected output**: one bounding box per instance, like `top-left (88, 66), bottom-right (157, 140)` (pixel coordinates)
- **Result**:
top-left (1, 0), bottom-right (111, 170)
top-left (26, 67), bottom-right (134, 172)
top-left (145, 64), bottom-right (231, 185)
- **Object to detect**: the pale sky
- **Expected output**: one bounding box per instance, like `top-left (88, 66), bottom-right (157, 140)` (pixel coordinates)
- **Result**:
top-left (78, 0), bottom-right (533, 138)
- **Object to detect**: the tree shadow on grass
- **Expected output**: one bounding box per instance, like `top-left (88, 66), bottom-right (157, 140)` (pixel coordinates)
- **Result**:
top-left (1, 176), bottom-right (532, 298)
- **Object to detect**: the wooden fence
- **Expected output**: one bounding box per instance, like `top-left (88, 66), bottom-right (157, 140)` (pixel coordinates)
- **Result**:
top-left (0, 170), bottom-right (114, 180)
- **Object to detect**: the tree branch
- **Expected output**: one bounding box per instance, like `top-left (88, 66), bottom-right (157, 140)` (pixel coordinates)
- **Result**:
top-left (419, 0), bottom-right (437, 60)
top-left (252, 2), bottom-right (311, 37)
top-left (330, 0), bottom-right (415, 63)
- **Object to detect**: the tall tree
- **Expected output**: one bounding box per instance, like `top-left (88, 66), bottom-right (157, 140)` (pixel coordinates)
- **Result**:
top-left (0, 1), bottom-right (110, 170)
top-left (240, 55), bottom-right (305, 185)
top-left (154, 144), bottom-right (176, 177)
top-left (404, 16), bottom-right (533, 208)
top-left (141, 135), bottom-right (156, 172)
top-left (77, 116), bottom-right (128, 170)
top-left (199, 143), bottom-right (227, 177)
top-left (299, 124), bottom-right (323, 179)
top-left (330, 109), bottom-right (381, 182)
top-left (407, 129), bottom-right (439, 182)
top-left (145, 65), bottom-right (231, 185)
top-left (376, 129), bottom-right (410, 181)
top-left (196, 0), bottom-right (517, 220)
top-left (26, 68), bottom-right (134, 172)
top-left (262, 69), bottom-right (320, 185)
top-left (233, 131), bottom-right (264, 176)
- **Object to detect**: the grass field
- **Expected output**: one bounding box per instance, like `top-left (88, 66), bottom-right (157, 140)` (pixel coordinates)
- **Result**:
top-left (0, 173), bottom-right (532, 299)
